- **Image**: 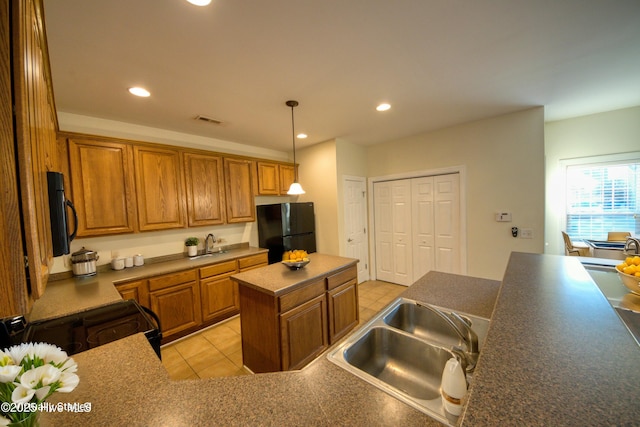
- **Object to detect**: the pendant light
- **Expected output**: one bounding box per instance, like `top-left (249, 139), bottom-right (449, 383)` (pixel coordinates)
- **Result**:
top-left (286, 100), bottom-right (305, 195)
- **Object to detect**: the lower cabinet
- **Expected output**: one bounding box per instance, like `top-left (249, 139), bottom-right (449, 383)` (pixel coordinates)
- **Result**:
top-left (113, 252), bottom-right (268, 344)
top-left (238, 264), bottom-right (358, 373)
top-left (148, 270), bottom-right (202, 342)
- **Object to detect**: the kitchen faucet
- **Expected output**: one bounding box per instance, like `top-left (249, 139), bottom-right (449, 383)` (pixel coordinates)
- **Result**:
top-left (624, 237), bottom-right (640, 255)
top-left (416, 302), bottom-right (479, 373)
top-left (204, 233), bottom-right (216, 254)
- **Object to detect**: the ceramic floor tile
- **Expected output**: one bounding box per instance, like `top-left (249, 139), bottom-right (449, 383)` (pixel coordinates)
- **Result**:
top-left (185, 346), bottom-right (226, 373)
top-left (196, 357), bottom-right (239, 379)
top-left (167, 358), bottom-right (197, 381)
top-left (225, 316), bottom-right (242, 334)
top-left (173, 335), bottom-right (216, 359)
top-left (160, 346), bottom-right (184, 368)
top-left (226, 349), bottom-right (243, 368)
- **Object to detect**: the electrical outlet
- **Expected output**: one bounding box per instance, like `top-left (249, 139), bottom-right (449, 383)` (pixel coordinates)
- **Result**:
top-left (520, 228), bottom-right (533, 239)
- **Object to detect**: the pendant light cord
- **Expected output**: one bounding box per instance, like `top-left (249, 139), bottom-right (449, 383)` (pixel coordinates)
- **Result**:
top-left (287, 100), bottom-right (299, 182)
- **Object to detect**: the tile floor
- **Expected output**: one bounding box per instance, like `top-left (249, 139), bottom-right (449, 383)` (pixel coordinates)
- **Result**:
top-left (161, 280), bottom-right (405, 380)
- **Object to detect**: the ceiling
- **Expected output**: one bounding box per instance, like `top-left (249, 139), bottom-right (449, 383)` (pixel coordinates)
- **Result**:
top-left (42, 0), bottom-right (640, 152)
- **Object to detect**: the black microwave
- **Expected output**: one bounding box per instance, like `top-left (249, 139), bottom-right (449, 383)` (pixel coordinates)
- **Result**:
top-left (47, 171), bottom-right (78, 256)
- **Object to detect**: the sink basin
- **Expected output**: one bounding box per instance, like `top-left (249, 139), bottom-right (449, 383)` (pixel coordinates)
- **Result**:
top-left (344, 327), bottom-right (454, 400)
top-left (188, 251), bottom-right (228, 260)
top-left (327, 297), bottom-right (491, 425)
top-left (383, 302), bottom-right (490, 351)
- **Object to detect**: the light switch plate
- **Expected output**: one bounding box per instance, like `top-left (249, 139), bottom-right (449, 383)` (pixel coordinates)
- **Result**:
top-left (495, 212), bottom-right (512, 222)
top-left (520, 228), bottom-right (533, 239)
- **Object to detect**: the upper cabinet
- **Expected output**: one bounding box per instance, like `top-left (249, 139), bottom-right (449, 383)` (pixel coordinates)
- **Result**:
top-left (255, 161), bottom-right (296, 196)
top-left (1, 0), bottom-right (59, 316)
top-left (67, 137), bottom-right (137, 236)
top-left (224, 158), bottom-right (256, 223)
top-left (134, 145), bottom-right (187, 231)
top-left (183, 152), bottom-right (226, 226)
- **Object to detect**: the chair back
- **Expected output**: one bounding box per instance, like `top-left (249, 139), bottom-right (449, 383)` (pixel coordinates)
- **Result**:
top-left (607, 231), bottom-right (631, 242)
top-left (561, 231), bottom-right (578, 255)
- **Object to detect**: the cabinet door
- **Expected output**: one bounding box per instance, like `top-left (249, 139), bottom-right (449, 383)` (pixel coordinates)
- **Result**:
top-left (115, 280), bottom-right (149, 308)
top-left (278, 164), bottom-right (296, 195)
top-left (200, 275), bottom-right (239, 323)
top-left (134, 145), bottom-right (187, 231)
top-left (256, 161), bottom-right (279, 195)
top-left (68, 138), bottom-right (137, 236)
top-left (280, 294), bottom-right (328, 371)
top-left (223, 158), bottom-right (255, 223)
top-left (184, 152), bottom-right (226, 226)
top-left (238, 253), bottom-right (268, 272)
top-left (327, 279), bottom-right (359, 344)
top-left (150, 281), bottom-right (201, 340)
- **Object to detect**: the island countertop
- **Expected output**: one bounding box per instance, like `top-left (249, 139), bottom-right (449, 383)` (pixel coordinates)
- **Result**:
top-left (230, 252), bottom-right (358, 296)
top-left (38, 252), bottom-right (640, 426)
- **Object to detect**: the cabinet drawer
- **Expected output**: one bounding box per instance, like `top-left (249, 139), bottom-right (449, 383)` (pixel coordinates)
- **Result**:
top-left (148, 269), bottom-right (197, 291)
top-left (239, 253), bottom-right (268, 271)
top-left (279, 279), bottom-right (325, 313)
top-left (327, 266), bottom-right (357, 290)
top-left (199, 260), bottom-right (238, 279)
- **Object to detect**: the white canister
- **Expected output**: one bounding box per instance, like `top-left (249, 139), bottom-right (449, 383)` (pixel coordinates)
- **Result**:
top-left (124, 256), bottom-right (134, 268)
top-left (440, 357), bottom-right (467, 416)
top-left (133, 254), bottom-right (144, 266)
top-left (111, 258), bottom-right (125, 271)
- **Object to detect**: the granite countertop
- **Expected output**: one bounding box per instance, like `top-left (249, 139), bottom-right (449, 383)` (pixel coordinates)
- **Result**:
top-left (231, 253), bottom-right (358, 296)
top-left (28, 246), bottom-right (267, 322)
top-left (36, 253), bottom-right (640, 426)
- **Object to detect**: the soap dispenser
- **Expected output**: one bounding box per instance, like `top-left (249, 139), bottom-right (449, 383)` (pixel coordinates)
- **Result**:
top-left (441, 357), bottom-right (467, 416)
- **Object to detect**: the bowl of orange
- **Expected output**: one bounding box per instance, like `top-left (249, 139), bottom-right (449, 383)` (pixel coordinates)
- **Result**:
top-left (616, 256), bottom-right (640, 295)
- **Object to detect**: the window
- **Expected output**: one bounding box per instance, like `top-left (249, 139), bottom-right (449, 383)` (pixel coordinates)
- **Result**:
top-left (564, 154), bottom-right (640, 240)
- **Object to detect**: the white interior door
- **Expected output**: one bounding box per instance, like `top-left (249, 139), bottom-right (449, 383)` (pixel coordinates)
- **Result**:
top-left (373, 182), bottom-right (394, 282)
top-left (392, 180), bottom-right (413, 285)
top-left (343, 176), bottom-right (369, 282)
top-left (412, 177), bottom-right (435, 281)
top-left (434, 174), bottom-right (460, 273)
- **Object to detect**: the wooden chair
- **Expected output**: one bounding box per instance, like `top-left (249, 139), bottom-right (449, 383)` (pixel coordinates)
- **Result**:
top-left (607, 231), bottom-right (631, 242)
top-left (562, 231), bottom-right (590, 256)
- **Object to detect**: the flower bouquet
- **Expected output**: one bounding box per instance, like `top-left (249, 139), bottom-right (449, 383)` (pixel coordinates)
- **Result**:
top-left (0, 343), bottom-right (79, 427)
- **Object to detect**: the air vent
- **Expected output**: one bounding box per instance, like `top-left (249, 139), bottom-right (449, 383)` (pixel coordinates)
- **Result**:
top-left (194, 115), bottom-right (224, 125)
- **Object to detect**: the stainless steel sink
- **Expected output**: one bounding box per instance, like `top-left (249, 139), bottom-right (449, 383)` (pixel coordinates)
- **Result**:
top-left (188, 250), bottom-right (228, 260)
top-left (327, 297), bottom-right (490, 425)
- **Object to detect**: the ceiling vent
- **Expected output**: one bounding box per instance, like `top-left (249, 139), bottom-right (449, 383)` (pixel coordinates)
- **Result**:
top-left (194, 115), bottom-right (224, 125)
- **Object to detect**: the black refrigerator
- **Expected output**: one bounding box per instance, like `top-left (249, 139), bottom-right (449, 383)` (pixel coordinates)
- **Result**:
top-left (257, 202), bottom-right (317, 264)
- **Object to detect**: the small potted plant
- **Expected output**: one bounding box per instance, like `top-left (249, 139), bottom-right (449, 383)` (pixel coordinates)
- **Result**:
top-left (185, 237), bottom-right (199, 257)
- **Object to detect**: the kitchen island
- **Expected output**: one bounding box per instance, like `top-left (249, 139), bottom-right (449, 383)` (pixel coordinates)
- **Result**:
top-left (38, 252), bottom-right (640, 426)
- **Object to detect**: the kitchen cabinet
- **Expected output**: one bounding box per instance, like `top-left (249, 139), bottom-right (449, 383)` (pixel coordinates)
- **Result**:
top-left (148, 269), bottom-right (201, 342)
top-left (255, 161), bottom-right (296, 196)
top-left (326, 267), bottom-right (359, 343)
top-left (280, 283), bottom-right (328, 371)
top-left (1, 0), bottom-right (59, 316)
top-left (134, 145), bottom-right (187, 231)
top-left (183, 151), bottom-right (226, 227)
top-left (114, 280), bottom-right (149, 308)
top-left (238, 252), bottom-right (268, 271)
top-left (67, 136), bottom-right (138, 236)
top-left (199, 260), bottom-right (239, 324)
top-left (223, 157), bottom-right (255, 223)
top-left (234, 254), bottom-right (359, 373)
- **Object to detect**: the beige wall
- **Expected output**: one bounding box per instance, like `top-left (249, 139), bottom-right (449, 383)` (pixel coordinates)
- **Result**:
top-left (544, 106), bottom-right (640, 255)
top-left (366, 107), bottom-right (545, 280)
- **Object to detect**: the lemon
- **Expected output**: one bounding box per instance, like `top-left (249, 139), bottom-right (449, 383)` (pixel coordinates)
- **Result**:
top-left (625, 257), bottom-right (635, 265)
top-left (623, 265), bottom-right (637, 275)
top-left (633, 256), bottom-right (640, 266)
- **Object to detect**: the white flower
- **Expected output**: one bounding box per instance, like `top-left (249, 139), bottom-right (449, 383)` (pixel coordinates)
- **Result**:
top-left (59, 357), bottom-right (78, 373)
top-left (32, 343), bottom-right (69, 366)
top-left (20, 364), bottom-right (61, 389)
top-left (6, 343), bottom-right (33, 365)
top-left (0, 350), bottom-right (14, 367)
top-left (11, 384), bottom-right (35, 404)
top-left (0, 364), bottom-right (21, 383)
top-left (57, 371), bottom-right (80, 393)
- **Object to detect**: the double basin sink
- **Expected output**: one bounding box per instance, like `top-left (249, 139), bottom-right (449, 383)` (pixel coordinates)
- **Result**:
top-left (327, 297), bottom-right (490, 425)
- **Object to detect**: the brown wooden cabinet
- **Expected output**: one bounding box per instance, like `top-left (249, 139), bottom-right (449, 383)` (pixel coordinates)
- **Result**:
top-left (255, 161), bottom-right (296, 196)
top-left (280, 289), bottom-right (328, 371)
top-left (134, 145), bottom-right (187, 231)
top-left (114, 280), bottom-right (149, 308)
top-left (67, 137), bottom-right (137, 236)
top-left (224, 157), bottom-right (255, 223)
top-left (199, 260), bottom-right (239, 323)
top-left (183, 152), bottom-right (226, 227)
top-left (1, 0), bottom-right (59, 316)
top-left (148, 269), bottom-right (201, 342)
top-left (238, 263), bottom-right (358, 373)
top-left (238, 252), bottom-right (268, 272)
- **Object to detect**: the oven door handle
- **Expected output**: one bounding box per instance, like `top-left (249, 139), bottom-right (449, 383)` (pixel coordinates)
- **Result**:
top-left (140, 305), bottom-right (162, 332)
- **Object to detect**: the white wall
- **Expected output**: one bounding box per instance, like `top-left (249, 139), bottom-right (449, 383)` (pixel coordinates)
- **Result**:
top-left (366, 108), bottom-right (545, 280)
top-left (544, 106), bottom-right (640, 255)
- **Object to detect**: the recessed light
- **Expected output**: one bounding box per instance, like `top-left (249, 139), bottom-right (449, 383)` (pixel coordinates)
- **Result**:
top-left (186, 0), bottom-right (212, 6)
top-left (376, 103), bottom-right (391, 112)
top-left (297, 133), bottom-right (308, 139)
top-left (128, 87), bottom-right (150, 97)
